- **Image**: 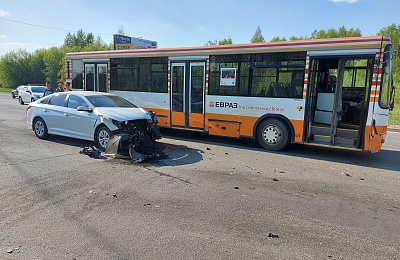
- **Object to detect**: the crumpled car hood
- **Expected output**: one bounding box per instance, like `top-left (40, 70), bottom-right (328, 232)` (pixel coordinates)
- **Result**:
top-left (94, 107), bottom-right (151, 121)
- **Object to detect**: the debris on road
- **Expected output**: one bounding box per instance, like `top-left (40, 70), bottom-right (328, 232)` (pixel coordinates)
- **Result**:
top-left (272, 178), bottom-right (279, 182)
top-left (80, 145), bottom-right (101, 159)
top-left (7, 247), bottom-right (20, 254)
top-left (267, 233), bottom-right (279, 238)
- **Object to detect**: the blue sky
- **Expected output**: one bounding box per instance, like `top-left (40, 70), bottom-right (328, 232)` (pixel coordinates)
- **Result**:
top-left (0, 0), bottom-right (399, 57)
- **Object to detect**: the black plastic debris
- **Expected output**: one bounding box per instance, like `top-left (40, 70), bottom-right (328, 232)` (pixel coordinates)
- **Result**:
top-left (267, 233), bottom-right (279, 238)
top-left (80, 145), bottom-right (101, 159)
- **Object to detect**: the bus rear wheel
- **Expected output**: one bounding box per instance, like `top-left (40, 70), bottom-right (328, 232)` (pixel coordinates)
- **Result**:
top-left (257, 118), bottom-right (290, 151)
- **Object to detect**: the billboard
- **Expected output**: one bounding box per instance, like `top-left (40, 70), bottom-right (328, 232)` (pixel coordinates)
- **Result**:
top-left (114, 34), bottom-right (157, 50)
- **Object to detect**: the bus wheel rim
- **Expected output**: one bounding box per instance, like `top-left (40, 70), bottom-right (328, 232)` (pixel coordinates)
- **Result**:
top-left (263, 124), bottom-right (282, 145)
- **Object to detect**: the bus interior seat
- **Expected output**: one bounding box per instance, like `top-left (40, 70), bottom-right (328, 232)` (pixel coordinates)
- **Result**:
top-left (273, 82), bottom-right (287, 97)
top-left (285, 83), bottom-right (299, 98)
top-left (266, 83), bottom-right (275, 97)
top-left (260, 87), bottom-right (266, 96)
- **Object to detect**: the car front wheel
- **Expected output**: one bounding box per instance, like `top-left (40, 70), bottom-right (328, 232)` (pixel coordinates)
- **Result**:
top-left (34, 118), bottom-right (48, 139)
top-left (19, 97), bottom-right (24, 105)
top-left (96, 126), bottom-right (111, 151)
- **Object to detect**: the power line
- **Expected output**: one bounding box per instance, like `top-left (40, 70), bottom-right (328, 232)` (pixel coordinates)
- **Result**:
top-left (0, 16), bottom-right (114, 36)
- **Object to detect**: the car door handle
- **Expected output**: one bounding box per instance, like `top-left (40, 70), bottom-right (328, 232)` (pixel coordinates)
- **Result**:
top-left (44, 109), bottom-right (49, 113)
top-left (64, 113), bottom-right (70, 117)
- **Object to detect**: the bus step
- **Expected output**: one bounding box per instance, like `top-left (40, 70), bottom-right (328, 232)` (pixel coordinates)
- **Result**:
top-left (312, 135), bottom-right (357, 148)
top-left (311, 125), bottom-right (358, 138)
top-left (334, 136), bottom-right (357, 147)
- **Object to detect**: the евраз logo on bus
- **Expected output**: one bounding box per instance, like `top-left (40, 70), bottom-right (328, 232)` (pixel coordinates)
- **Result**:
top-left (210, 101), bottom-right (238, 108)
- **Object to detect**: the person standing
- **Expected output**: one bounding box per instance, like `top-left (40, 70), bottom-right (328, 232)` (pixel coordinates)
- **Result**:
top-left (57, 83), bottom-right (64, 92)
top-left (43, 83), bottom-right (56, 97)
top-left (64, 82), bottom-right (71, 91)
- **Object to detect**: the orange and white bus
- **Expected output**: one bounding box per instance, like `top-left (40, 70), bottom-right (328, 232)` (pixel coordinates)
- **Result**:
top-left (65, 36), bottom-right (395, 153)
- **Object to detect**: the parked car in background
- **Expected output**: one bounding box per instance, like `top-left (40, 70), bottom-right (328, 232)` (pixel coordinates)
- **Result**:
top-left (11, 86), bottom-right (24, 99)
top-left (19, 86), bottom-right (47, 104)
top-left (26, 91), bottom-right (161, 151)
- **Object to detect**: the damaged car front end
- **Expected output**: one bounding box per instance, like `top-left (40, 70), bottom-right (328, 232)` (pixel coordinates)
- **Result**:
top-left (105, 111), bottom-right (167, 162)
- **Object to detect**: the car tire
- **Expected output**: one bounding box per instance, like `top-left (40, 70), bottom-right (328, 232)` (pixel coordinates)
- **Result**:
top-left (257, 118), bottom-right (290, 151)
top-left (12, 93), bottom-right (15, 99)
top-left (95, 126), bottom-right (111, 151)
top-left (31, 98), bottom-right (35, 103)
top-left (33, 118), bottom-right (48, 139)
top-left (19, 97), bottom-right (24, 105)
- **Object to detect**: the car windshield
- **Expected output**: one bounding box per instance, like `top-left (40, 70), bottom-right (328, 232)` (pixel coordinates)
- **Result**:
top-left (85, 95), bottom-right (137, 108)
top-left (31, 87), bottom-right (47, 92)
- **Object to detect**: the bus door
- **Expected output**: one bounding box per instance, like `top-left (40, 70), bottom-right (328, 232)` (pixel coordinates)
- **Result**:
top-left (170, 62), bottom-right (205, 129)
top-left (306, 57), bottom-right (371, 149)
top-left (84, 63), bottom-right (108, 92)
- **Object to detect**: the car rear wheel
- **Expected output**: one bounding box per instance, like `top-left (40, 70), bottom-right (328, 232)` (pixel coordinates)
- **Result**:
top-left (96, 126), bottom-right (111, 151)
top-left (34, 118), bottom-right (48, 139)
top-left (19, 96), bottom-right (24, 105)
top-left (257, 118), bottom-right (290, 151)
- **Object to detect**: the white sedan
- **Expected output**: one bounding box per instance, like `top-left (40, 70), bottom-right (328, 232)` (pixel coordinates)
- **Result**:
top-left (19, 86), bottom-right (47, 104)
top-left (26, 91), bottom-right (160, 151)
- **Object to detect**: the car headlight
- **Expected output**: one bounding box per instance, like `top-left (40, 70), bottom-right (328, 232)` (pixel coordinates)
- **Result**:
top-left (112, 119), bottom-right (124, 128)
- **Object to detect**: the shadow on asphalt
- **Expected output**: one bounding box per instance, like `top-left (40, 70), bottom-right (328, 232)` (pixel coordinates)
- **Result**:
top-left (39, 128), bottom-right (400, 172)
top-left (160, 128), bottom-right (400, 173)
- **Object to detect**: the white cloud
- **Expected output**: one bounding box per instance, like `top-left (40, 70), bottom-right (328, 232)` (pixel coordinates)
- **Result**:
top-left (329, 0), bottom-right (359, 3)
top-left (0, 35), bottom-right (7, 38)
top-left (0, 42), bottom-right (46, 56)
top-left (0, 10), bottom-right (10, 17)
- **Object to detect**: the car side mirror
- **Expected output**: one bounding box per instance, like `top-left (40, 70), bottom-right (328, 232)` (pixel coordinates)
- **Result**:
top-left (77, 106), bottom-right (92, 112)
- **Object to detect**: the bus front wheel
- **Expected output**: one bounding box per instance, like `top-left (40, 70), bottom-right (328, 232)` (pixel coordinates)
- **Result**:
top-left (257, 118), bottom-right (290, 151)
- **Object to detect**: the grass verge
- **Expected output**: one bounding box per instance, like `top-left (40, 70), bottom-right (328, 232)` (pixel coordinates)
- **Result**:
top-left (0, 87), bottom-right (13, 93)
top-left (389, 104), bottom-right (400, 126)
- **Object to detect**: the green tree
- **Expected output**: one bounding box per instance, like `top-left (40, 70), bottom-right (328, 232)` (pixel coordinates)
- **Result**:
top-left (43, 47), bottom-right (65, 86)
top-left (310, 26), bottom-right (361, 39)
top-left (0, 49), bottom-right (33, 87)
top-left (28, 49), bottom-right (46, 84)
top-left (117, 26), bottom-right (125, 36)
top-left (205, 38), bottom-right (233, 46)
top-left (64, 29), bottom-right (95, 49)
top-left (270, 36), bottom-right (287, 42)
top-left (251, 26), bottom-right (265, 43)
top-left (271, 26), bottom-right (362, 42)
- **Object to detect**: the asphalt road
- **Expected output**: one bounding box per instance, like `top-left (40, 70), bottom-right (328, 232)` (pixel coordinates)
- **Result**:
top-left (1, 92), bottom-right (400, 259)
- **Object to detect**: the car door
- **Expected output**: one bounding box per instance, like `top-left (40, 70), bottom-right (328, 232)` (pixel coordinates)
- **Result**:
top-left (20, 87), bottom-right (29, 103)
top-left (41, 94), bottom-right (68, 135)
top-left (63, 94), bottom-right (95, 140)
